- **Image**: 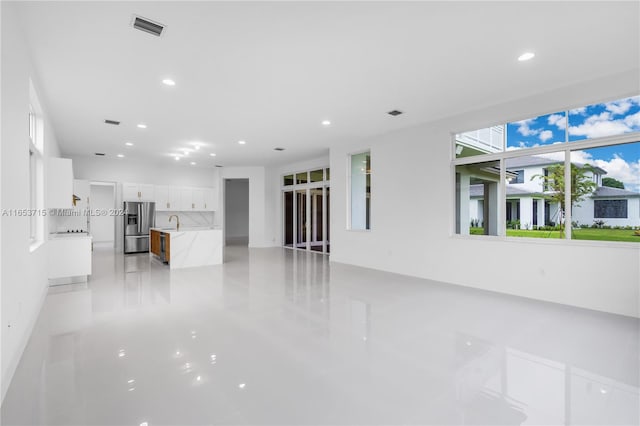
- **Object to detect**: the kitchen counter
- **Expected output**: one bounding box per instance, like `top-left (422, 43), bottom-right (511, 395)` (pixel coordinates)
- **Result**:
top-left (48, 232), bottom-right (92, 240)
top-left (150, 227), bottom-right (223, 269)
top-left (48, 233), bottom-right (92, 284)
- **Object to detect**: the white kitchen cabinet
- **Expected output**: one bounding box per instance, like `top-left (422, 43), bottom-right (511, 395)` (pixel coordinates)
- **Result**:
top-left (123, 183), bottom-right (155, 202)
top-left (156, 186), bottom-right (182, 210)
top-left (179, 187), bottom-right (194, 210)
top-left (47, 158), bottom-right (73, 209)
top-left (122, 183), bottom-right (140, 201)
top-left (48, 236), bottom-right (92, 281)
top-left (203, 188), bottom-right (217, 211)
top-left (192, 188), bottom-right (206, 210)
top-left (153, 184), bottom-right (216, 211)
top-left (155, 185), bottom-right (170, 211)
top-left (139, 184), bottom-right (155, 201)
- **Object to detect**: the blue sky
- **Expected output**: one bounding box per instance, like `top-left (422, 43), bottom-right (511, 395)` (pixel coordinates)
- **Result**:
top-left (506, 96), bottom-right (640, 191)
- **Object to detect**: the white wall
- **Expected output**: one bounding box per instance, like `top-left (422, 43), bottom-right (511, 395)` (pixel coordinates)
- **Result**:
top-left (89, 184), bottom-right (115, 243)
top-left (329, 70), bottom-right (640, 318)
top-left (224, 179), bottom-right (249, 242)
top-left (1, 2), bottom-right (62, 401)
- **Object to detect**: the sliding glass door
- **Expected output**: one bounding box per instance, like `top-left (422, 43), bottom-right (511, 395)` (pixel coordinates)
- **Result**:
top-left (282, 168), bottom-right (330, 254)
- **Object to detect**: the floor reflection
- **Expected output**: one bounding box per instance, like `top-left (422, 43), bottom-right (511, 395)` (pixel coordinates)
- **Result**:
top-left (1, 246), bottom-right (637, 425)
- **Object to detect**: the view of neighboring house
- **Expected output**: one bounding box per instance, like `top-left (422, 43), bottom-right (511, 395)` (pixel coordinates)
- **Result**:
top-left (468, 155), bottom-right (640, 229)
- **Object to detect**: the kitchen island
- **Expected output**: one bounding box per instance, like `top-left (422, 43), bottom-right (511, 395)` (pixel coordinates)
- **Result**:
top-left (150, 227), bottom-right (223, 269)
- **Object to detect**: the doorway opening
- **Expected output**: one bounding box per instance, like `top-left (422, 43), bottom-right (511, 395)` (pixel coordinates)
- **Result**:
top-left (224, 179), bottom-right (249, 246)
top-left (89, 182), bottom-right (116, 249)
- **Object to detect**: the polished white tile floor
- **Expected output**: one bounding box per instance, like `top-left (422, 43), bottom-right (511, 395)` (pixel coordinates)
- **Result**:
top-left (2, 246), bottom-right (639, 425)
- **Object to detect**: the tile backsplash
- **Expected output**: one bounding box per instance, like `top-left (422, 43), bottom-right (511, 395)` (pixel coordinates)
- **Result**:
top-left (155, 211), bottom-right (214, 228)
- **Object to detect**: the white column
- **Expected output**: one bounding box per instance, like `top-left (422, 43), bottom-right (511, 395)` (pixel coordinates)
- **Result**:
top-left (486, 182), bottom-right (498, 236)
top-left (537, 198), bottom-right (545, 227)
top-left (520, 197), bottom-right (533, 229)
top-left (457, 173), bottom-right (470, 235)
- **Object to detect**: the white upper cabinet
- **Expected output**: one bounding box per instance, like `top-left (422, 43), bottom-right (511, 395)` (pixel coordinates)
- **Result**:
top-left (123, 183), bottom-right (155, 202)
top-left (152, 184), bottom-right (217, 211)
top-left (179, 187), bottom-right (194, 210)
top-left (138, 184), bottom-right (155, 201)
top-left (122, 183), bottom-right (140, 201)
top-left (47, 158), bottom-right (74, 209)
top-left (155, 185), bottom-right (170, 211)
top-left (192, 188), bottom-right (205, 210)
top-left (203, 188), bottom-right (216, 211)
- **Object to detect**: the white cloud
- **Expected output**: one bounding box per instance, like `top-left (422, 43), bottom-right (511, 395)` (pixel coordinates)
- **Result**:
top-left (547, 113), bottom-right (566, 130)
top-left (569, 107), bottom-right (586, 115)
top-left (623, 111), bottom-right (640, 128)
top-left (592, 156), bottom-right (640, 193)
top-left (539, 130), bottom-right (553, 142)
top-left (585, 111), bottom-right (611, 124)
top-left (567, 110), bottom-right (638, 139)
top-left (605, 99), bottom-right (633, 116)
top-left (515, 118), bottom-right (539, 137)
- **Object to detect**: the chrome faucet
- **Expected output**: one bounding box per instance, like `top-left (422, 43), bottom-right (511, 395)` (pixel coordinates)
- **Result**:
top-left (168, 214), bottom-right (180, 230)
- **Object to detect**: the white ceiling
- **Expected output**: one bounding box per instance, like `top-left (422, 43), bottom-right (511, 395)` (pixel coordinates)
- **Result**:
top-left (15, 1), bottom-right (640, 168)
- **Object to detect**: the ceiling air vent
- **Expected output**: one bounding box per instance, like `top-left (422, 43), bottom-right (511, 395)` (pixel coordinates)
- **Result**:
top-left (95, 153), bottom-right (106, 156)
top-left (274, 147), bottom-right (285, 151)
top-left (105, 119), bottom-right (120, 125)
top-left (215, 165), bottom-right (224, 168)
top-left (132, 15), bottom-right (165, 37)
top-left (387, 110), bottom-right (403, 116)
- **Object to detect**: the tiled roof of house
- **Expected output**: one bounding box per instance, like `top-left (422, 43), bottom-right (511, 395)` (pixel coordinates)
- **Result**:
top-left (592, 186), bottom-right (640, 198)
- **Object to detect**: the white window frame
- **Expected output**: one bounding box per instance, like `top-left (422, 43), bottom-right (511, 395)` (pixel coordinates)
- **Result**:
top-left (347, 150), bottom-right (371, 232)
top-left (452, 130), bottom-right (640, 246)
top-left (29, 83), bottom-right (45, 251)
top-left (280, 166), bottom-right (330, 253)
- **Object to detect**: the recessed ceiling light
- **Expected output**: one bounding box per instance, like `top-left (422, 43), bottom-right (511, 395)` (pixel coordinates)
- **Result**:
top-left (137, 123), bottom-right (147, 129)
top-left (162, 78), bottom-right (176, 86)
top-left (518, 52), bottom-right (535, 61)
top-left (190, 162), bottom-right (196, 165)
top-left (117, 154), bottom-right (124, 158)
top-left (183, 149), bottom-right (190, 156)
top-left (209, 153), bottom-right (217, 157)
top-left (238, 140), bottom-right (246, 145)
top-left (175, 156), bottom-right (180, 161)
top-left (194, 145), bottom-right (200, 150)
top-left (321, 120), bottom-right (331, 126)
top-left (125, 142), bottom-right (133, 146)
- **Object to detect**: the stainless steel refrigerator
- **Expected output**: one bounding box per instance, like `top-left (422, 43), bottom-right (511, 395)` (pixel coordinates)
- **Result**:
top-left (123, 201), bottom-right (156, 254)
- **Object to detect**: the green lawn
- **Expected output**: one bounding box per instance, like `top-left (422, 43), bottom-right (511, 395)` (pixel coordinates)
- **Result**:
top-left (470, 227), bottom-right (640, 242)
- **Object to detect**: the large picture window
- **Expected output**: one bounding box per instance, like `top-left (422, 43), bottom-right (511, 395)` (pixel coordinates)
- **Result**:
top-left (594, 200), bottom-right (628, 218)
top-left (349, 151), bottom-right (371, 230)
top-left (453, 95), bottom-right (640, 244)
